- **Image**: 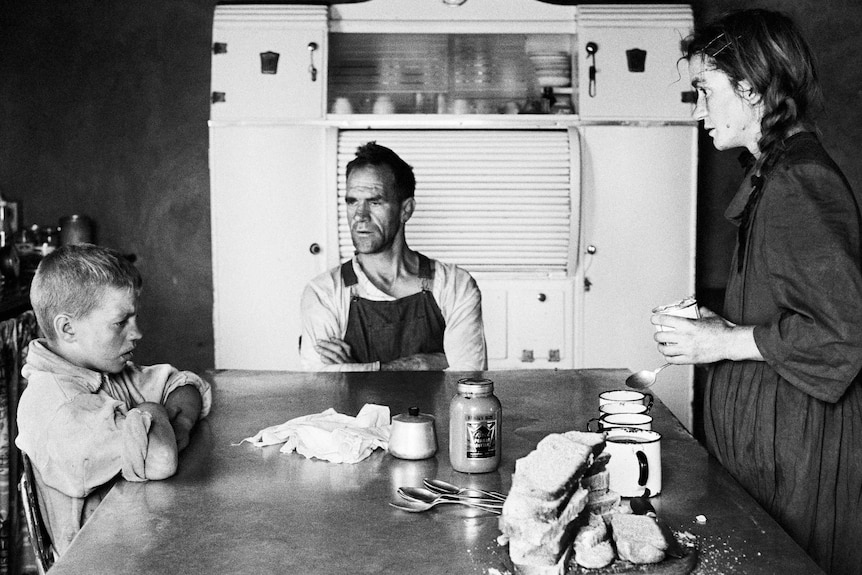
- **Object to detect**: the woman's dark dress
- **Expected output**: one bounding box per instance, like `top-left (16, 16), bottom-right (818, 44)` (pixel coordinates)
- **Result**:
top-left (704, 133), bottom-right (862, 575)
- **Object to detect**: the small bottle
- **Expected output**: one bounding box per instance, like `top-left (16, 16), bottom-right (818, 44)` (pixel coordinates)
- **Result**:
top-left (39, 226), bottom-right (59, 257)
top-left (449, 377), bottom-right (502, 473)
top-left (0, 202), bottom-right (20, 287)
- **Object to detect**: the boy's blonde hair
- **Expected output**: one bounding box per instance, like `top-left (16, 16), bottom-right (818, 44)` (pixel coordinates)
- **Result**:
top-left (30, 244), bottom-right (142, 340)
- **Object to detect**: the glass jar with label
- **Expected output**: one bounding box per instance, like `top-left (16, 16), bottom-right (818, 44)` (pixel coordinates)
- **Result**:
top-left (449, 377), bottom-right (502, 473)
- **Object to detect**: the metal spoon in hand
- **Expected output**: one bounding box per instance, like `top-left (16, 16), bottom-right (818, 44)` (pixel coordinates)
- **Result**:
top-left (625, 363), bottom-right (671, 389)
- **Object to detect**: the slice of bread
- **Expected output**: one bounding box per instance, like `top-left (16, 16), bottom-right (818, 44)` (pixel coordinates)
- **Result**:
top-left (574, 539), bottom-right (615, 569)
top-left (503, 431), bottom-right (611, 573)
top-left (583, 450), bottom-right (611, 477)
top-left (573, 512), bottom-right (614, 569)
top-left (610, 513), bottom-right (667, 564)
top-left (502, 483), bottom-right (571, 523)
top-left (585, 488), bottom-right (620, 516)
top-left (581, 469), bottom-right (610, 494)
top-left (562, 431), bottom-right (606, 457)
top-left (512, 435), bottom-right (594, 500)
top-left (512, 545), bottom-right (571, 575)
top-left (501, 487), bottom-right (589, 547)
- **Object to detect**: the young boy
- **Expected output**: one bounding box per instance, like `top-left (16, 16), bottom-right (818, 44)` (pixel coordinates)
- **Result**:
top-left (15, 244), bottom-right (212, 555)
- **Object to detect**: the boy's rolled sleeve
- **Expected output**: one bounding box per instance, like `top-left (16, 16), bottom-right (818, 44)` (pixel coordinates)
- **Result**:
top-left (121, 408), bottom-right (153, 482)
top-left (125, 364), bottom-right (212, 418)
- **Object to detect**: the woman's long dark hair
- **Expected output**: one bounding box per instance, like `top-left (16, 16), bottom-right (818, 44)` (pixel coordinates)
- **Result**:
top-left (685, 9), bottom-right (823, 172)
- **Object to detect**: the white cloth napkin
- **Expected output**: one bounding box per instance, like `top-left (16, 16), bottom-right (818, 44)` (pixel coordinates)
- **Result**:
top-left (240, 403), bottom-right (391, 464)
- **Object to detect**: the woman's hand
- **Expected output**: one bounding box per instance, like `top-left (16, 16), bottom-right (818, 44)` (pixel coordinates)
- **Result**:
top-left (651, 308), bottom-right (762, 365)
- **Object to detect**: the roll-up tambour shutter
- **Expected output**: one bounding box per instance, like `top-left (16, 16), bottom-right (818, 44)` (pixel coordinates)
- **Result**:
top-left (336, 130), bottom-right (578, 277)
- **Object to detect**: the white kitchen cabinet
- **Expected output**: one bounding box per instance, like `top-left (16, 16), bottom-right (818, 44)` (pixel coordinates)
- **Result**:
top-left (211, 6), bottom-right (327, 121)
top-left (577, 6), bottom-right (694, 120)
top-left (208, 2), bottom-right (698, 428)
top-left (478, 279), bottom-right (575, 368)
top-left (209, 124), bottom-right (330, 369)
top-left (577, 124), bottom-right (697, 426)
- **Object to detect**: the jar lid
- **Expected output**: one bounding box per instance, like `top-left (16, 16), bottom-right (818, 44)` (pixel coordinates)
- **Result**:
top-left (392, 406), bottom-right (435, 424)
top-left (456, 377), bottom-right (494, 393)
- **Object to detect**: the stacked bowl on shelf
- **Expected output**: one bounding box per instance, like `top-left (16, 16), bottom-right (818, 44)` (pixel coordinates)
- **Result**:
top-left (528, 50), bottom-right (571, 88)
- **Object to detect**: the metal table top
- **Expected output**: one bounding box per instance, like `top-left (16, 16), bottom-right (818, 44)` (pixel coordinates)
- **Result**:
top-left (49, 369), bottom-right (823, 575)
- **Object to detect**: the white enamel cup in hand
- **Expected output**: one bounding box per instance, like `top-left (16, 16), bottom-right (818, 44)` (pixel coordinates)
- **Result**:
top-left (587, 412), bottom-right (653, 432)
top-left (599, 389), bottom-right (653, 413)
top-left (605, 427), bottom-right (662, 497)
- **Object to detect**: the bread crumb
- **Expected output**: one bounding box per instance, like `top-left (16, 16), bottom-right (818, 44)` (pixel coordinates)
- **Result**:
top-left (695, 514), bottom-right (707, 524)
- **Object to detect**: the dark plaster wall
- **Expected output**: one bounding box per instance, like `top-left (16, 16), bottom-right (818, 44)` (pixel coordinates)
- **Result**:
top-left (1, 1), bottom-right (860, 374)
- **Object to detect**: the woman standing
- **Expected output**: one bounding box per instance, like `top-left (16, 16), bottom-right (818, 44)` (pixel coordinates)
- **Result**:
top-left (653, 9), bottom-right (862, 575)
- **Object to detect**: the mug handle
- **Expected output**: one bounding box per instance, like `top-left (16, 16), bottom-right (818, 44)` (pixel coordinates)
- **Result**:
top-left (643, 393), bottom-right (654, 414)
top-left (586, 417), bottom-right (601, 432)
top-left (636, 450), bottom-right (649, 486)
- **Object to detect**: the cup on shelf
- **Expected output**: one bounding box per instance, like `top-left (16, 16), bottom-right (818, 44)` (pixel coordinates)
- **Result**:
top-left (451, 98), bottom-right (470, 115)
top-left (332, 97), bottom-right (353, 114)
top-left (372, 95), bottom-right (395, 114)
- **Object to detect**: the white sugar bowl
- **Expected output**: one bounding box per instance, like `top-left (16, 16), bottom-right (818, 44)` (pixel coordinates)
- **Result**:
top-left (389, 407), bottom-right (437, 460)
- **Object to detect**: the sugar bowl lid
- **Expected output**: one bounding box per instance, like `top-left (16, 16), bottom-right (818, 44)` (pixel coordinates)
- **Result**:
top-left (393, 406), bottom-right (435, 424)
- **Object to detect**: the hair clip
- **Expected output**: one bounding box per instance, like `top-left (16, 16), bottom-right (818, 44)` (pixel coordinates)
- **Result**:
top-left (703, 32), bottom-right (734, 57)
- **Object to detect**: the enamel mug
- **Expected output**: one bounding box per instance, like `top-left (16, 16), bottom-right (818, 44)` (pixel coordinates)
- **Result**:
top-left (599, 389), bottom-right (653, 414)
top-left (587, 412), bottom-right (653, 432)
top-left (605, 427), bottom-right (662, 497)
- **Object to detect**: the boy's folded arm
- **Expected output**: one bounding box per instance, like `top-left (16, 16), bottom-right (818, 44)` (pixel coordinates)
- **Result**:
top-left (164, 385), bottom-right (204, 451)
top-left (35, 396), bottom-right (156, 497)
top-left (142, 366), bottom-right (212, 419)
top-left (135, 402), bottom-right (179, 480)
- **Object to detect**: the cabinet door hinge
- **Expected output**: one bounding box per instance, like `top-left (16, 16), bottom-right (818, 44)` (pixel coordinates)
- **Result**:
top-left (213, 42), bottom-right (227, 54)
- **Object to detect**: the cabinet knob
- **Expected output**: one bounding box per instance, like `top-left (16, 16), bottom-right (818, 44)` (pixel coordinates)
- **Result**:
top-left (537, 293), bottom-right (547, 302)
top-left (309, 243), bottom-right (321, 255)
top-left (586, 245), bottom-right (597, 255)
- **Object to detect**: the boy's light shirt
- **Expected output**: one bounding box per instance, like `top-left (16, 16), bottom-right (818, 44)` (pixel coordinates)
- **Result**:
top-left (15, 339), bottom-right (212, 553)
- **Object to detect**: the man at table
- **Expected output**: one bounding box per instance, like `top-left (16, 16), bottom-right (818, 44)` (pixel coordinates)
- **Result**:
top-left (300, 141), bottom-right (487, 372)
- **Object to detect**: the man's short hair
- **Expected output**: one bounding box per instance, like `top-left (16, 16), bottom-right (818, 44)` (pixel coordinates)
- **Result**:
top-left (30, 243), bottom-right (142, 340)
top-left (345, 141), bottom-right (416, 203)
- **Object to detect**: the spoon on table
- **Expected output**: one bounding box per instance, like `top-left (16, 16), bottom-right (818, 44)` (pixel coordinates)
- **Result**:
top-left (389, 498), bottom-right (502, 514)
top-left (625, 363), bottom-right (671, 389)
top-left (423, 478), bottom-right (507, 502)
top-left (397, 487), bottom-right (503, 510)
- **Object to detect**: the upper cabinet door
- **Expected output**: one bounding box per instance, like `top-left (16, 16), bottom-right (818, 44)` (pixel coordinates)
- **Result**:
top-left (211, 6), bottom-right (327, 121)
top-left (576, 6), bottom-right (695, 121)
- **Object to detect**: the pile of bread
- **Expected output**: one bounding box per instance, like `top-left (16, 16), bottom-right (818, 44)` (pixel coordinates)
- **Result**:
top-left (498, 431), bottom-right (669, 574)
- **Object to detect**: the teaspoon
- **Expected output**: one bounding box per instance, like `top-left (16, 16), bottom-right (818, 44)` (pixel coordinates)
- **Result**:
top-left (423, 478), bottom-right (507, 502)
top-left (625, 363), bottom-right (671, 390)
top-left (398, 486), bottom-right (503, 508)
top-left (388, 499), bottom-right (501, 514)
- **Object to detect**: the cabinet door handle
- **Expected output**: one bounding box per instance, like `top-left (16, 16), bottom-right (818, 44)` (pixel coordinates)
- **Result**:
top-left (309, 243), bottom-right (321, 255)
top-left (307, 42), bottom-right (319, 82)
top-left (586, 42), bottom-right (598, 97)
